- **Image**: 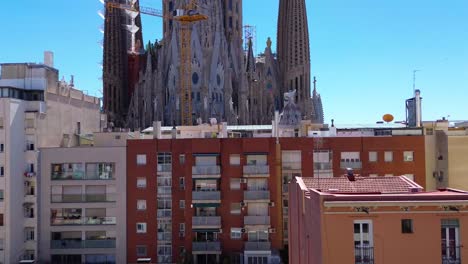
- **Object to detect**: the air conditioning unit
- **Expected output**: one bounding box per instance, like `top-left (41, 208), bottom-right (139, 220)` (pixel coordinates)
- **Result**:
top-left (268, 228), bottom-right (276, 234)
top-left (241, 228), bottom-right (246, 233)
top-left (240, 178), bottom-right (247, 184)
top-left (240, 201), bottom-right (246, 207)
top-left (269, 202), bottom-right (275, 207)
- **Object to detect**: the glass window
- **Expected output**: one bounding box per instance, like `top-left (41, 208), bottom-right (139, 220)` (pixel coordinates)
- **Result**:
top-left (384, 151), bottom-right (393, 162)
top-left (230, 203), bottom-right (241, 215)
top-left (179, 154), bottom-right (185, 164)
top-left (136, 154), bottom-right (147, 165)
top-left (230, 154), bottom-right (241, 165)
top-left (405, 174), bottom-right (414, 181)
top-left (401, 219), bottom-right (413, 233)
top-left (85, 163), bottom-right (114, 180)
top-left (137, 200), bottom-right (147, 210)
top-left (136, 223), bottom-right (147, 233)
top-left (179, 200), bottom-right (185, 209)
top-left (137, 178), bottom-right (146, 188)
top-left (231, 228), bottom-right (242, 240)
top-left (136, 245), bottom-right (147, 257)
top-left (369, 151), bottom-right (377, 162)
top-left (230, 178), bottom-right (241, 190)
top-left (179, 177), bottom-right (185, 190)
top-left (404, 151), bottom-right (414, 162)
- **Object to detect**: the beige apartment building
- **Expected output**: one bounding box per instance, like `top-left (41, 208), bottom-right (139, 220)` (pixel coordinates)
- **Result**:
top-left (39, 132), bottom-right (127, 264)
top-left (424, 120), bottom-right (468, 191)
top-left (0, 53), bottom-right (102, 263)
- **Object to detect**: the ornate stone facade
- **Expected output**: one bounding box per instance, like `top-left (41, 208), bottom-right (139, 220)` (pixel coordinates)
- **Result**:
top-left (124, 0), bottom-right (324, 129)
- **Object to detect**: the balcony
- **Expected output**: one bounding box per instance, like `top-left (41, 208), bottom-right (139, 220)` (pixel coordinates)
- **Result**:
top-left (192, 191), bottom-right (221, 203)
top-left (340, 161), bottom-right (362, 169)
top-left (243, 165), bottom-right (269, 177)
top-left (244, 191), bottom-right (270, 201)
top-left (192, 241), bottom-right (221, 253)
top-left (355, 246), bottom-right (374, 264)
top-left (51, 239), bottom-right (116, 249)
top-left (52, 172), bottom-right (114, 181)
top-left (51, 216), bottom-right (116, 226)
top-left (244, 241), bottom-right (271, 251)
top-left (51, 194), bottom-right (116, 203)
top-left (442, 245), bottom-right (461, 264)
top-left (84, 216), bottom-right (116, 225)
top-left (192, 165), bottom-right (221, 178)
top-left (157, 164), bottom-right (172, 173)
top-left (192, 216), bottom-right (221, 229)
top-left (244, 216), bottom-right (270, 226)
top-left (314, 162), bottom-right (332, 170)
top-left (282, 162), bottom-right (301, 171)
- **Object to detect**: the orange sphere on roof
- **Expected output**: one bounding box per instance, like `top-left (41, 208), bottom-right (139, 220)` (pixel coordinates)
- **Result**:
top-left (383, 114), bottom-right (394, 123)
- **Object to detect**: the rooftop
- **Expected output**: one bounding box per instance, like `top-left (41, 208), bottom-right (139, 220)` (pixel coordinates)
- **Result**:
top-left (299, 176), bottom-right (423, 194)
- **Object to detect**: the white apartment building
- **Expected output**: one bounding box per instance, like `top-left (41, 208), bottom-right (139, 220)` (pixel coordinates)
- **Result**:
top-left (39, 132), bottom-right (127, 264)
top-left (0, 53), bottom-right (102, 263)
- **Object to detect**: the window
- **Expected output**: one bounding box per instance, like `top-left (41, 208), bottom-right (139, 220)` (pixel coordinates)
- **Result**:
top-left (231, 203), bottom-right (241, 215)
top-left (230, 178), bottom-right (241, 190)
top-left (401, 219), bottom-right (413, 233)
top-left (0, 190), bottom-right (3, 201)
top-left (0, 166), bottom-right (3, 176)
top-left (369, 174), bottom-right (378, 177)
top-left (384, 151), bottom-right (393, 162)
top-left (230, 154), bottom-right (241, 165)
top-left (136, 223), bottom-right (147, 233)
top-left (179, 177), bottom-right (185, 190)
top-left (179, 154), bottom-right (185, 164)
top-left (368, 151), bottom-right (377, 162)
top-left (179, 200), bottom-right (185, 209)
top-left (354, 220), bottom-right (373, 263)
top-left (405, 174), bottom-right (414, 181)
top-left (230, 228), bottom-right (242, 240)
top-left (0, 144), bottom-right (3, 152)
top-left (442, 219), bottom-right (460, 262)
top-left (180, 223), bottom-right (185, 232)
top-left (137, 200), bottom-right (147, 210)
top-left (404, 151), bottom-right (414, 162)
top-left (157, 152), bottom-right (172, 172)
top-left (24, 227), bottom-right (35, 241)
top-left (136, 245), bottom-right (147, 257)
top-left (137, 178), bottom-right (147, 188)
top-left (0, 214), bottom-right (3, 226)
top-left (136, 154), bottom-right (147, 165)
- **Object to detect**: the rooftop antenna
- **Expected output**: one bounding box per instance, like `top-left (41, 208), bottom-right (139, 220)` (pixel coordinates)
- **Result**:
top-left (413, 70), bottom-right (420, 93)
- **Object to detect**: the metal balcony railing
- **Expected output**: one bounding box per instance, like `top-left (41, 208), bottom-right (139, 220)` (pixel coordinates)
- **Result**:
top-left (244, 215), bottom-right (270, 225)
top-left (340, 161), bottom-right (362, 169)
top-left (51, 216), bottom-right (116, 225)
top-left (192, 241), bottom-right (221, 252)
top-left (51, 239), bottom-right (116, 249)
top-left (282, 162), bottom-right (301, 170)
top-left (244, 190), bottom-right (270, 200)
top-left (157, 164), bottom-right (172, 173)
top-left (192, 216), bottom-right (221, 227)
top-left (192, 191), bottom-right (221, 200)
top-left (245, 241), bottom-right (271, 251)
top-left (355, 246), bottom-right (374, 264)
top-left (51, 194), bottom-right (116, 203)
top-left (192, 165), bottom-right (221, 175)
top-left (442, 245), bottom-right (461, 264)
top-left (243, 165), bottom-right (270, 175)
top-left (314, 162), bottom-right (333, 170)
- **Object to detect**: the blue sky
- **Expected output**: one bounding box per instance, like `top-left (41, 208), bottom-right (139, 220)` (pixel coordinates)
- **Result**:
top-left (0, 0), bottom-right (467, 124)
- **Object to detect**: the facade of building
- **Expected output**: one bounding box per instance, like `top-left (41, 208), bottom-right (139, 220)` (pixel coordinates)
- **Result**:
top-left (123, 0), bottom-right (324, 129)
top-left (0, 58), bottom-right (102, 263)
top-left (289, 176), bottom-right (468, 264)
top-left (38, 133), bottom-right (127, 264)
top-left (126, 123), bottom-right (426, 263)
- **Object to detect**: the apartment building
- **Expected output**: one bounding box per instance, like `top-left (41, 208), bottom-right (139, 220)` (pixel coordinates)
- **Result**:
top-left (126, 123), bottom-right (426, 264)
top-left (0, 55), bottom-right (102, 263)
top-left (289, 175), bottom-right (468, 264)
top-left (38, 132), bottom-right (127, 264)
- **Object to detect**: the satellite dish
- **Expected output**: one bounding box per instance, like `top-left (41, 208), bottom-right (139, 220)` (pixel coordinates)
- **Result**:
top-left (382, 114), bottom-right (394, 123)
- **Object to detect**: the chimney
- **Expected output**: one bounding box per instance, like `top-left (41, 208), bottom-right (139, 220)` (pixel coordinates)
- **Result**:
top-left (346, 168), bottom-right (355, 181)
top-left (44, 51), bottom-right (54, 67)
top-left (153, 121), bottom-right (161, 139)
top-left (70, 75), bottom-right (74, 87)
top-left (415, 89), bottom-right (422, 127)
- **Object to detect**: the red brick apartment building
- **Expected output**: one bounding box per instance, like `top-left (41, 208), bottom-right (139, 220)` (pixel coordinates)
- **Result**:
top-left (126, 133), bottom-right (425, 263)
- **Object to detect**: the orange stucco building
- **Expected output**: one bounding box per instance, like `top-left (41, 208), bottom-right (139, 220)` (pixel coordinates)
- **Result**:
top-left (289, 175), bottom-right (468, 264)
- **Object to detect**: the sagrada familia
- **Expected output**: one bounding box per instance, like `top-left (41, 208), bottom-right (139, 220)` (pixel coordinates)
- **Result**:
top-left (103, 0), bottom-right (324, 129)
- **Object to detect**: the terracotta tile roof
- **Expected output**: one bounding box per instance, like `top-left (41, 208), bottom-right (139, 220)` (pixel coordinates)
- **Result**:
top-left (300, 176), bottom-right (422, 194)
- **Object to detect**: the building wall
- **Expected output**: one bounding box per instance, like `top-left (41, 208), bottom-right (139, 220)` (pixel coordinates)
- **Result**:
top-left (39, 146), bottom-right (127, 264)
top-left (447, 136), bottom-right (468, 190)
top-left (321, 207), bottom-right (468, 264)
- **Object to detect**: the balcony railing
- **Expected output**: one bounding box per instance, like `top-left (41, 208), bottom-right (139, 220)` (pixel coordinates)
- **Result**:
top-left (52, 172), bottom-right (114, 180)
top-left (192, 216), bottom-right (221, 228)
top-left (340, 161), bottom-right (362, 169)
top-left (51, 239), bottom-right (116, 249)
top-left (192, 241), bottom-right (221, 252)
top-left (243, 165), bottom-right (269, 176)
top-left (355, 246), bottom-right (374, 264)
top-left (245, 241), bottom-right (271, 251)
top-left (244, 215), bottom-right (270, 225)
top-left (192, 165), bottom-right (221, 176)
top-left (442, 245), bottom-right (461, 264)
top-left (192, 191), bottom-right (221, 201)
top-left (157, 164), bottom-right (172, 173)
top-left (51, 216), bottom-right (116, 226)
top-left (51, 194), bottom-right (116, 203)
top-left (244, 190), bottom-right (270, 201)
top-left (282, 162), bottom-right (301, 170)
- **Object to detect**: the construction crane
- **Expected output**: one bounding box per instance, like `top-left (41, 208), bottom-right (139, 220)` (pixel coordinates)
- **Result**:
top-left (106, 0), bottom-right (207, 126)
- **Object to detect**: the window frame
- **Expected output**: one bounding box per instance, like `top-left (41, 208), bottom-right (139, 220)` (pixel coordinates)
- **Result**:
top-left (401, 219), bottom-right (413, 234)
